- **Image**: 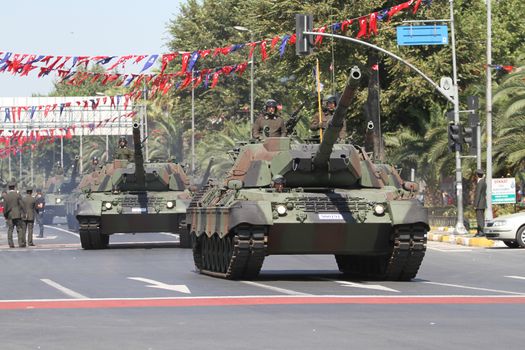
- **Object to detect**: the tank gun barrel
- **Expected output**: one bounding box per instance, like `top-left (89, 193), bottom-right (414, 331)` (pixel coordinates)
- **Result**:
top-left (199, 157), bottom-right (214, 189)
top-left (133, 123), bottom-right (146, 186)
top-left (313, 66), bottom-right (361, 169)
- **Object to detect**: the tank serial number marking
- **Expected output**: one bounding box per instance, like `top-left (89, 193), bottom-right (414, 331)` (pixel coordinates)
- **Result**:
top-left (318, 213), bottom-right (344, 220)
top-left (131, 207), bottom-right (148, 213)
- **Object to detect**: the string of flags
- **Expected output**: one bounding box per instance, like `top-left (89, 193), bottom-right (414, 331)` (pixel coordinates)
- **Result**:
top-left (0, 111), bottom-right (136, 158)
top-left (0, 0), bottom-right (428, 83)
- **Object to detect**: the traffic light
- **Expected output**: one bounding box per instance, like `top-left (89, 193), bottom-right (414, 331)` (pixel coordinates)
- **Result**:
top-left (448, 123), bottom-right (462, 152)
top-left (462, 126), bottom-right (473, 147)
top-left (295, 14), bottom-right (313, 56)
top-left (468, 113), bottom-right (480, 156)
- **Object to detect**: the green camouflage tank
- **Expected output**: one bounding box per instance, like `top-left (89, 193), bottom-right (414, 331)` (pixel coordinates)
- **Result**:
top-left (187, 66), bottom-right (428, 280)
top-left (75, 123), bottom-right (192, 249)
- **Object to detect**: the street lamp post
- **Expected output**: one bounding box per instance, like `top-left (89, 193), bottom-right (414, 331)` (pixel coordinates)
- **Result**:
top-left (234, 25), bottom-right (255, 125)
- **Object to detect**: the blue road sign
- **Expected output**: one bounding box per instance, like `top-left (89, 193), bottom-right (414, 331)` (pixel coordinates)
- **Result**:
top-left (396, 25), bottom-right (448, 46)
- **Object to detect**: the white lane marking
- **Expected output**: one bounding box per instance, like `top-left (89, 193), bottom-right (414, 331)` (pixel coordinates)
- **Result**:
top-left (128, 277), bottom-right (191, 294)
top-left (324, 279), bottom-right (400, 293)
top-left (422, 281), bottom-right (525, 295)
top-left (505, 276), bottom-right (525, 281)
top-left (40, 279), bottom-right (88, 299)
top-left (34, 235), bottom-right (58, 240)
top-left (240, 281), bottom-right (312, 296)
top-left (45, 225), bottom-right (79, 238)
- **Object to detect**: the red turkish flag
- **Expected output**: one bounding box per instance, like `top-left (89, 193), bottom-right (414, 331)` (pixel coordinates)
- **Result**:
top-left (357, 17), bottom-right (368, 38)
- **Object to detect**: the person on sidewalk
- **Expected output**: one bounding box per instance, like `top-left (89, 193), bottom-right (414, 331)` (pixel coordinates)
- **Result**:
top-left (3, 182), bottom-right (27, 248)
top-left (22, 188), bottom-right (37, 246)
top-left (35, 189), bottom-right (45, 238)
top-left (473, 169), bottom-right (487, 237)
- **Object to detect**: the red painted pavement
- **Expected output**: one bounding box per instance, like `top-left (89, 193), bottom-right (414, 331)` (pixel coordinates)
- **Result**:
top-left (1, 295), bottom-right (525, 310)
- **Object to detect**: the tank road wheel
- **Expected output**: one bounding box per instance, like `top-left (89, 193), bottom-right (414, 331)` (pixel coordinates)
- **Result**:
top-left (335, 224), bottom-right (427, 281)
top-left (192, 226), bottom-right (267, 280)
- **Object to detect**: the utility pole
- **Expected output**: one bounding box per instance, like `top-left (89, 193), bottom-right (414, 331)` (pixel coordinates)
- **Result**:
top-left (191, 70), bottom-right (196, 184)
top-left (485, 0), bottom-right (493, 221)
top-left (449, 0), bottom-right (467, 234)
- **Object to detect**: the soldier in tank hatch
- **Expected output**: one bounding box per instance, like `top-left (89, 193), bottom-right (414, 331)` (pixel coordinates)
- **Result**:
top-left (252, 99), bottom-right (287, 139)
top-left (114, 136), bottom-right (134, 161)
top-left (310, 95), bottom-right (347, 141)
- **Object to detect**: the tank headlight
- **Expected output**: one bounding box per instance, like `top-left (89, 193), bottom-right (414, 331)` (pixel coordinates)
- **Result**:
top-left (166, 201), bottom-right (175, 209)
top-left (374, 204), bottom-right (385, 215)
top-left (55, 198), bottom-right (62, 204)
top-left (276, 204), bottom-right (287, 216)
top-left (105, 202), bottom-right (112, 210)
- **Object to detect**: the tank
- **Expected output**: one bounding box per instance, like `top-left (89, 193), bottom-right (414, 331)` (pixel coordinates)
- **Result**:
top-left (43, 157), bottom-right (80, 225)
top-left (186, 66), bottom-right (428, 280)
top-left (75, 123), bottom-right (192, 249)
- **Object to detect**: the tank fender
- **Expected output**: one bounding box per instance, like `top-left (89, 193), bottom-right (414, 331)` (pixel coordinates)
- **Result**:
top-left (388, 200), bottom-right (429, 228)
top-left (76, 200), bottom-right (102, 217)
top-left (227, 201), bottom-right (273, 232)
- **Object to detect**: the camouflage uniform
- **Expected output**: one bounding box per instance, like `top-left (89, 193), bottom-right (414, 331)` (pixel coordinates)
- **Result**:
top-left (310, 110), bottom-right (347, 141)
top-left (252, 114), bottom-right (287, 139)
top-left (114, 146), bottom-right (134, 161)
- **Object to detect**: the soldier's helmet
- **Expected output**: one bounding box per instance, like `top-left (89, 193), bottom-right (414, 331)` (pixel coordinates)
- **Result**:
top-left (272, 175), bottom-right (286, 184)
top-left (26, 188), bottom-right (33, 193)
top-left (92, 156), bottom-right (99, 162)
top-left (264, 99), bottom-right (278, 114)
top-left (323, 95), bottom-right (337, 105)
top-left (8, 181), bottom-right (16, 188)
top-left (118, 136), bottom-right (128, 145)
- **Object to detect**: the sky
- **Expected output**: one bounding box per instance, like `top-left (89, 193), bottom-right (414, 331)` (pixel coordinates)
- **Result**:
top-left (0, 0), bottom-right (184, 97)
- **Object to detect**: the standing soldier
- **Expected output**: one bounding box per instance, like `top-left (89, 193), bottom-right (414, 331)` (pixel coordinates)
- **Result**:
top-left (473, 169), bottom-right (487, 237)
top-left (35, 189), bottom-right (45, 238)
top-left (53, 161), bottom-right (65, 176)
top-left (22, 188), bottom-right (37, 246)
top-left (252, 99), bottom-right (287, 140)
top-left (310, 95), bottom-right (347, 141)
top-left (114, 136), bottom-right (134, 161)
top-left (3, 182), bottom-right (26, 248)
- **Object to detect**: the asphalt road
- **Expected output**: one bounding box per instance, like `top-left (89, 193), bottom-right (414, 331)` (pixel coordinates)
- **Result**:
top-left (1, 222), bottom-right (524, 350)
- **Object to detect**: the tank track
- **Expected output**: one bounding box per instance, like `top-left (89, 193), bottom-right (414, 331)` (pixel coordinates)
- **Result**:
top-left (192, 226), bottom-right (267, 280)
top-left (335, 223), bottom-right (427, 281)
top-left (78, 216), bottom-right (109, 250)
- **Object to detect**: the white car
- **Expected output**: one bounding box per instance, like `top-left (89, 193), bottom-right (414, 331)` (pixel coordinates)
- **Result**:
top-left (485, 212), bottom-right (525, 248)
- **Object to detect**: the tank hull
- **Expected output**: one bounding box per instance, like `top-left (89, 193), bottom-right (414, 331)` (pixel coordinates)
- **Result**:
top-left (187, 188), bottom-right (428, 280)
top-left (76, 191), bottom-right (191, 249)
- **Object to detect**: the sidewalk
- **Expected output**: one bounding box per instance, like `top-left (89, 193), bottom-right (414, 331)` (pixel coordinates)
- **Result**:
top-left (429, 226), bottom-right (506, 248)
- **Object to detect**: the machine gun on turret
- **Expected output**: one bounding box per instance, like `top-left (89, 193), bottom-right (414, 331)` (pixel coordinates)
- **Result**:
top-left (313, 66), bottom-right (361, 169)
top-left (284, 100), bottom-right (308, 135)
